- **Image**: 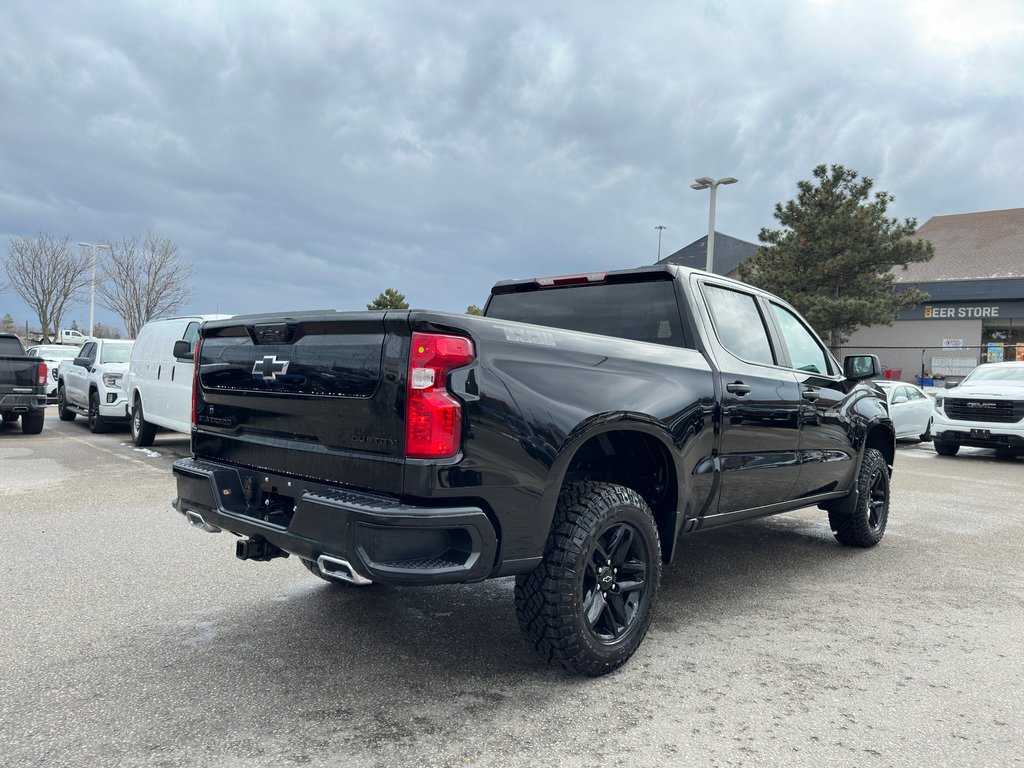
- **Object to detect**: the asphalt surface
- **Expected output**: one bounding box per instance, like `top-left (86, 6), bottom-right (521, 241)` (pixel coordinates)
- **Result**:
top-left (1, 408), bottom-right (1022, 768)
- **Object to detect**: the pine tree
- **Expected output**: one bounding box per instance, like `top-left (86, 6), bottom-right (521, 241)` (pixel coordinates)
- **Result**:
top-left (466, 304), bottom-right (483, 316)
top-left (739, 164), bottom-right (933, 351)
top-left (366, 288), bottom-right (409, 310)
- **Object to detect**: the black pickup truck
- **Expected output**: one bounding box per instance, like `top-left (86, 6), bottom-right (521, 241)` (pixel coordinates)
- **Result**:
top-left (173, 266), bottom-right (893, 675)
top-left (0, 333), bottom-right (47, 434)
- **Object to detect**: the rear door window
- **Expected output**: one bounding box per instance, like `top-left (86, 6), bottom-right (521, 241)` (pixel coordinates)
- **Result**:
top-left (701, 284), bottom-right (775, 366)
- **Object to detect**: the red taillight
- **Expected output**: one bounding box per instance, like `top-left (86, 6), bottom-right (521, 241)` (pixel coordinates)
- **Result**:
top-left (37, 362), bottom-right (48, 386)
top-left (405, 332), bottom-right (474, 459)
top-left (191, 339), bottom-right (200, 427)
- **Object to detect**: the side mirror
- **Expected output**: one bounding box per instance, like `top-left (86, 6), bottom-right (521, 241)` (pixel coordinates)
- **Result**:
top-left (843, 354), bottom-right (881, 381)
top-left (892, 395), bottom-right (909, 405)
top-left (73, 357), bottom-right (90, 368)
top-left (172, 340), bottom-right (193, 360)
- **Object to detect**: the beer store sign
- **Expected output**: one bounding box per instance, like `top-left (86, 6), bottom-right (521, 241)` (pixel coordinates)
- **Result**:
top-left (925, 305), bottom-right (999, 318)
top-left (899, 300), bottom-right (1024, 321)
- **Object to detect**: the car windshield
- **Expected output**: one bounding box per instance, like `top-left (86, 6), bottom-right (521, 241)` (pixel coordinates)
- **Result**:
top-left (100, 343), bottom-right (134, 364)
top-left (963, 365), bottom-right (1024, 384)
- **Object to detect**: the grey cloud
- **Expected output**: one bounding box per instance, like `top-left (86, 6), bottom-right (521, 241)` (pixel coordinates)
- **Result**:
top-left (1, 0), bottom-right (1022, 329)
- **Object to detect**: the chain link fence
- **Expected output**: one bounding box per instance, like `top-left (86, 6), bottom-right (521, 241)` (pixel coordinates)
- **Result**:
top-left (837, 345), bottom-right (1024, 387)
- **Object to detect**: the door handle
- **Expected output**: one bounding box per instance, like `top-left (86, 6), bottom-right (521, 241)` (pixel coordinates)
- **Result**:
top-left (725, 382), bottom-right (752, 396)
top-left (802, 388), bottom-right (821, 402)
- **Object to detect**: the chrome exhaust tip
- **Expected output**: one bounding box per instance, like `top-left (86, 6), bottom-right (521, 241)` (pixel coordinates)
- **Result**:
top-left (317, 555), bottom-right (372, 586)
top-left (184, 509), bottom-right (222, 534)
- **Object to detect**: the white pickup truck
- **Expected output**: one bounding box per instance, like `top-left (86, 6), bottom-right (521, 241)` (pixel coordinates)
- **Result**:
top-left (33, 328), bottom-right (88, 345)
top-left (932, 361), bottom-right (1024, 457)
top-left (56, 337), bottom-right (135, 433)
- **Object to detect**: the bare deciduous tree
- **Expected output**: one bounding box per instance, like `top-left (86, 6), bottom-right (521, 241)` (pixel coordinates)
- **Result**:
top-left (91, 321), bottom-right (123, 339)
top-left (4, 232), bottom-right (92, 341)
top-left (96, 232), bottom-right (193, 338)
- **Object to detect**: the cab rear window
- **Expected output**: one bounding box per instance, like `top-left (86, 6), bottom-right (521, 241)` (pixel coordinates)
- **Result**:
top-left (486, 281), bottom-right (688, 347)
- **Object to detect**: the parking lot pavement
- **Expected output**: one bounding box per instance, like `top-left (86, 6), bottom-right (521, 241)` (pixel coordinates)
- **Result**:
top-left (1, 412), bottom-right (1022, 768)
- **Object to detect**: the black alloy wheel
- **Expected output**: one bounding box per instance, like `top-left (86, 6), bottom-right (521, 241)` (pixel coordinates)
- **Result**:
top-left (865, 463), bottom-right (887, 534)
top-left (828, 447), bottom-right (889, 548)
top-left (581, 521), bottom-right (651, 643)
top-left (57, 386), bottom-right (76, 421)
top-left (515, 482), bottom-right (662, 676)
top-left (88, 391), bottom-right (108, 433)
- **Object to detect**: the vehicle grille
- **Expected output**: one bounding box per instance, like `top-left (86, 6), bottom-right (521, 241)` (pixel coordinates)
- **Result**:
top-left (944, 399), bottom-right (1024, 423)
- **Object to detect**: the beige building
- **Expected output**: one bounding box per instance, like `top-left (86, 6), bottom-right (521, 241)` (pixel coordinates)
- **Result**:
top-left (844, 208), bottom-right (1024, 380)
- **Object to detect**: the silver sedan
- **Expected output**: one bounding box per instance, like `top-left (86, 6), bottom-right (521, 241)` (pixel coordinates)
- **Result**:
top-left (875, 380), bottom-right (934, 441)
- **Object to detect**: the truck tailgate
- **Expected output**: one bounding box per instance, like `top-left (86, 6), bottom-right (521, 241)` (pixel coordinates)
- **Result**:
top-left (0, 357), bottom-right (41, 387)
top-left (193, 313), bottom-right (407, 493)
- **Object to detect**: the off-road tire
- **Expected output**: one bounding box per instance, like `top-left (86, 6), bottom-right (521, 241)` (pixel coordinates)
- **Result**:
top-left (1, 413), bottom-right (18, 423)
top-left (20, 410), bottom-right (44, 434)
top-left (828, 448), bottom-right (890, 548)
top-left (88, 391), bottom-right (109, 434)
top-left (934, 441), bottom-right (959, 456)
top-left (57, 386), bottom-right (76, 421)
top-left (131, 397), bottom-right (157, 447)
top-left (299, 557), bottom-right (360, 587)
top-left (515, 482), bottom-right (661, 677)
top-left (919, 418), bottom-right (932, 442)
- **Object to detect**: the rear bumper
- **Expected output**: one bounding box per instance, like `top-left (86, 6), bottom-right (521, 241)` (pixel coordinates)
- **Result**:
top-left (0, 392), bottom-right (47, 412)
top-left (172, 457), bottom-right (498, 586)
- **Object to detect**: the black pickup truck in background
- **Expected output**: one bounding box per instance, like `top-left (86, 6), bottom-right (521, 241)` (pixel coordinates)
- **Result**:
top-left (172, 266), bottom-right (893, 675)
top-left (0, 333), bottom-right (47, 434)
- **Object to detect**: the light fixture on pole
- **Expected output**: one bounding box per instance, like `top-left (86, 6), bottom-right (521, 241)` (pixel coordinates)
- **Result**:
top-left (78, 242), bottom-right (112, 336)
top-left (690, 176), bottom-right (738, 273)
top-left (655, 225), bottom-right (666, 260)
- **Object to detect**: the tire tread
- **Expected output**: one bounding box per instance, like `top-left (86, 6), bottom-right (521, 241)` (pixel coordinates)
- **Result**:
top-left (514, 481), bottom-right (661, 676)
top-left (828, 448), bottom-right (889, 548)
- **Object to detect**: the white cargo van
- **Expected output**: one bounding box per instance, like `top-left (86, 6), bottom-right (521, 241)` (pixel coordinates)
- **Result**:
top-left (127, 315), bottom-right (230, 446)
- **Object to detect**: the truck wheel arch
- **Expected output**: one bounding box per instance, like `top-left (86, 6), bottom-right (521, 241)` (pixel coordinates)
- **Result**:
top-left (543, 419), bottom-right (682, 564)
top-left (864, 422), bottom-right (895, 472)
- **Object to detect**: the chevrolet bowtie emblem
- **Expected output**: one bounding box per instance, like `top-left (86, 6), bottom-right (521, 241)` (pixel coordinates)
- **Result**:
top-left (253, 355), bottom-right (290, 381)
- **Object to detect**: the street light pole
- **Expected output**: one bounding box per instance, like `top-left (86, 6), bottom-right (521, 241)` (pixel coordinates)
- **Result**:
top-left (78, 242), bottom-right (112, 336)
top-left (655, 225), bottom-right (666, 260)
top-left (690, 176), bottom-right (738, 273)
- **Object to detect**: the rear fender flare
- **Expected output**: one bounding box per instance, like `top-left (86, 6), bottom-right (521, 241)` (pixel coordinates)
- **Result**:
top-left (538, 413), bottom-right (687, 562)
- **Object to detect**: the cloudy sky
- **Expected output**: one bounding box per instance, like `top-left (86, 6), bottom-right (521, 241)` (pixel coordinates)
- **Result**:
top-left (2, 0), bottom-right (1022, 332)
